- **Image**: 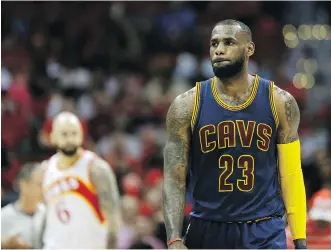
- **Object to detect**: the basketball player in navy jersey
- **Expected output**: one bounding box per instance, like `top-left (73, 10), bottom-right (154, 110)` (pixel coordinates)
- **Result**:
top-left (163, 20), bottom-right (307, 249)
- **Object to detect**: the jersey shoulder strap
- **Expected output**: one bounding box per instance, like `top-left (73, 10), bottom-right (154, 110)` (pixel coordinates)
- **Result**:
top-left (191, 78), bottom-right (213, 133)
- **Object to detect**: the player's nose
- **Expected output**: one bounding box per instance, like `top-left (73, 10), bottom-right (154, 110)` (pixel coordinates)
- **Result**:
top-left (214, 44), bottom-right (226, 55)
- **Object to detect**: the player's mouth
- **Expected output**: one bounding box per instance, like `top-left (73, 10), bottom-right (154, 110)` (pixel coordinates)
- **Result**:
top-left (213, 58), bottom-right (229, 62)
top-left (213, 59), bottom-right (231, 66)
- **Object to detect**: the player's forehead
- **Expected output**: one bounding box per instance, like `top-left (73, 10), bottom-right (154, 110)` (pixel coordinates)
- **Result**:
top-left (53, 121), bottom-right (81, 133)
top-left (211, 24), bottom-right (244, 41)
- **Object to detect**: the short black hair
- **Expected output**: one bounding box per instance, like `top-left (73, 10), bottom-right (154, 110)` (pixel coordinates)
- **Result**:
top-left (17, 162), bottom-right (39, 182)
top-left (214, 19), bottom-right (252, 41)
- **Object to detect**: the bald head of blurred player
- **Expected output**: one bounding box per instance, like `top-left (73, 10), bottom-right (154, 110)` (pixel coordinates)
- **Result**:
top-left (51, 112), bottom-right (83, 159)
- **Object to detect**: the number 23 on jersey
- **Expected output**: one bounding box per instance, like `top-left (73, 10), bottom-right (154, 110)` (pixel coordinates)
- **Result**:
top-left (219, 154), bottom-right (255, 192)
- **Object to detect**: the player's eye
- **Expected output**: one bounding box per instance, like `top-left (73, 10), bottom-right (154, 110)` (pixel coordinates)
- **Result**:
top-left (211, 41), bottom-right (218, 47)
top-left (225, 40), bottom-right (235, 46)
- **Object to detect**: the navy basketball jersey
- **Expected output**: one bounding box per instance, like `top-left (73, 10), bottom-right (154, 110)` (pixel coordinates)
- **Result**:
top-left (189, 74), bottom-right (285, 222)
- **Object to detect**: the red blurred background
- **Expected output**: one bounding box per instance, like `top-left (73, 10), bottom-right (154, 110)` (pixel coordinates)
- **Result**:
top-left (2, 1), bottom-right (331, 248)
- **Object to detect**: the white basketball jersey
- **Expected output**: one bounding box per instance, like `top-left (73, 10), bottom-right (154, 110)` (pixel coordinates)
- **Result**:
top-left (42, 150), bottom-right (107, 249)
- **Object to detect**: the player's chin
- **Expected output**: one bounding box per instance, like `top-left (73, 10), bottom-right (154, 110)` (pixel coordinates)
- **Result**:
top-left (63, 145), bottom-right (77, 150)
top-left (212, 62), bottom-right (234, 70)
top-left (61, 147), bottom-right (78, 156)
top-left (212, 66), bottom-right (233, 75)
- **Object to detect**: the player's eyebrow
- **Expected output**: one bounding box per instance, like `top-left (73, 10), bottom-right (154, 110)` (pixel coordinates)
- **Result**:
top-left (210, 36), bottom-right (238, 43)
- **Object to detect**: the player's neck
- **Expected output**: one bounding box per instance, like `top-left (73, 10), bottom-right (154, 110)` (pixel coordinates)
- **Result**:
top-left (17, 197), bottom-right (37, 215)
top-left (216, 71), bottom-right (252, 97)
top-left (58, 148), bottom-right (84, 169)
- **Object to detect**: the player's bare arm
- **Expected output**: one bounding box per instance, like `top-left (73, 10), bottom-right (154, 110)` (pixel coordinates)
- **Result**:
top-left (90, 157), bottom-right (121, 249)
top-left (274, 86), bottom-right (300, 144)
top-left (163, 87), bottom-right (196, 249)
top-left (274, 85), bottom-right (307, 249)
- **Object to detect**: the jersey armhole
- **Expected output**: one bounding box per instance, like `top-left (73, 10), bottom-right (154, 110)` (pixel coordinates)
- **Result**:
top-left (269, 81), bottom-right (279, 129)
top-left (191, 82), bottom-right (201, 133)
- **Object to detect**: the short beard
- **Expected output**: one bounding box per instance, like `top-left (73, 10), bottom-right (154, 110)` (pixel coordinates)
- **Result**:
top-left (58, 147), bottom-right (79, 156)
top-left (212, 56), bottom-right (245, 79)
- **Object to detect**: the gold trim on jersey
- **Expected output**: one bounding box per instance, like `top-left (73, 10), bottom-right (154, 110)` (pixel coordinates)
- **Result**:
top-left (67, 192), bottom-right (106, 225)
top-left (191, 82), bottom-right (201, 133)
top-left (211, 74), bottom-right (260, 111)
top-left (269, 81), bottom-right (279, 128)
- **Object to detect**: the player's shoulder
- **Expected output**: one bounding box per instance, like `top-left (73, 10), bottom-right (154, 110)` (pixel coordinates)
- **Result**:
top-left (272, 84), bottom-right (297, 106)
top-left (174, 85), bottom-right (197, 105)
top-left (171, 76), bottom-right (214, 106)
top-left (88, 153), bottom-right (113, 177)
top-left (167, 86), bottom-right (197, 122)
top-left (83, 150), bottom-right (107, 165)
top-left (173, 77), bottom-right (212, 104)
top-left (92, 155), bottom-right (109, 168)
top-left (166, 87), bottom-right (197, 131)
top-left (272, 83), bottom-right (300, 126)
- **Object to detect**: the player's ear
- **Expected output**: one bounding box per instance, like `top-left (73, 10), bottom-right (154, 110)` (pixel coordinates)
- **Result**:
top-left (246, 42), bottom-right (255, 57)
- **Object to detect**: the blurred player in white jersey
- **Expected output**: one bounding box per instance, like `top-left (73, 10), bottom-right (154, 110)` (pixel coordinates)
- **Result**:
top-left (37, 111), bottom-right (121, 249)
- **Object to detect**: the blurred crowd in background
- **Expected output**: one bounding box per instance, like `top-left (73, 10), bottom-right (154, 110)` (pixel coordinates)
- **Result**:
top-left (2, 1), bottom-right (331, 248)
